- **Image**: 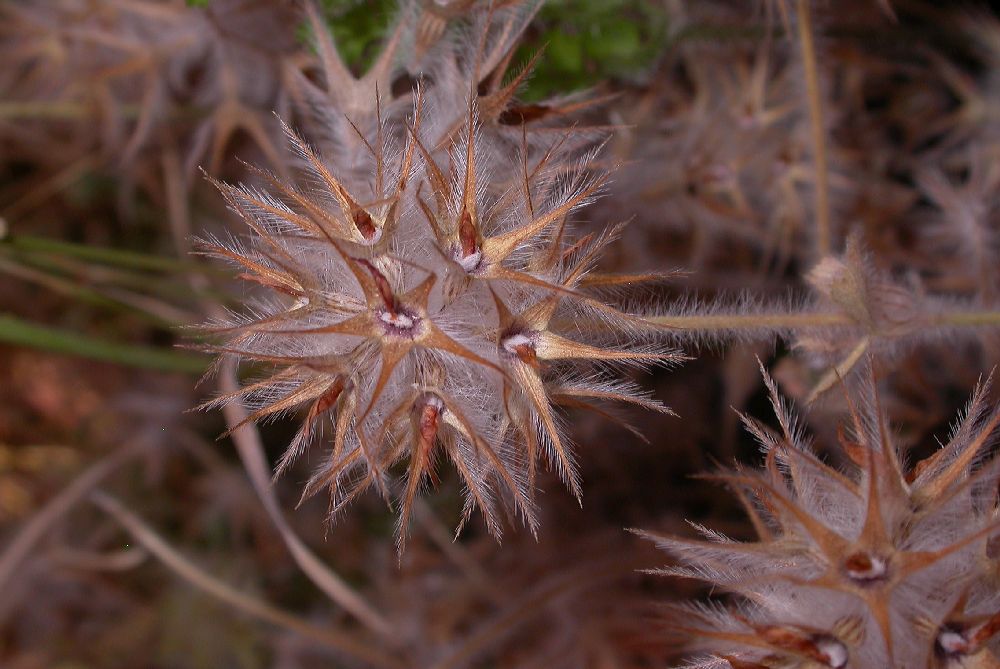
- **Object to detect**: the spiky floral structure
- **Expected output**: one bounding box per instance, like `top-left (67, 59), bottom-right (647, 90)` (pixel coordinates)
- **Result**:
top-left (199, 1), bottom-right (676, 548)
top-left (642, 363), bottom-right (1000, 668)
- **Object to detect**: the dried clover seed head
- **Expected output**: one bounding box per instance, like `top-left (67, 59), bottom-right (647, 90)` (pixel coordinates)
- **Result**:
top-left (199, 2), bottom-right (677, 550)
top-left (642, 362), bottom-right (1000, 668)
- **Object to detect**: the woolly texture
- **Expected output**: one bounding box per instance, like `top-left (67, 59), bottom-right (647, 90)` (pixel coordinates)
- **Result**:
top-left (199, 1), bottom-right (677, 549)
top-left (643, 362), bottom-right (1000, 669)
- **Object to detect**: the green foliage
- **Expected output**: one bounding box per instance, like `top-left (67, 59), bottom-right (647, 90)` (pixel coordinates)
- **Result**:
top-left (304, 0), bottom-right (667, 98)
top-left (517, 0), bottom-right (669, 100)
top-left (304, 0), bottom-right (397, 75)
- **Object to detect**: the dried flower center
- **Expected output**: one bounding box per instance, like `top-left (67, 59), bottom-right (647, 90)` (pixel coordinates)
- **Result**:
top-left (414, 393), bottom-right (445, 486)
top-left (936, 618), bottom-right (1000, 659)
top-left (759, 627), bottom-right (849, 668)
top-left (377, 306), bottom-right (421, 337)
top-left (455, 246), bottom-right (483, 272)
top-left (354, 257), bottom-right (422, 337)
top-left (315, 377), bottom-right (348, 413)
top-left (935, 625), bottom-right (969, 658)
top-left (843, 551), bottom-right (888, 583)
top-left (814, 636), bottom-right (849, 668)
top-left (501, 331), bottom-right (539, 367)
top-left (455, 207), bottom-right (483, 272)
top-left (379, 308), bottom-right (415, 328)
top-left (417, 394), bottom-right (445, 447)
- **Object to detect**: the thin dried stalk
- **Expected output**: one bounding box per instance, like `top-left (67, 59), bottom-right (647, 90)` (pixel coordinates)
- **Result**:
top-left (430, 556), bottom-right (637, 669)
top-left (219, 358), bottom-right (396, 640)
top-left (46, 546), bottom-right (149, 572)
top-left (2, 154), bottom-right (98, 223)
top-left (413, 500), bottom-right (506, 603)
top-left (0, 443), bottom-right (143, 617)
top-left (90, 491), bottom-right (403, 669)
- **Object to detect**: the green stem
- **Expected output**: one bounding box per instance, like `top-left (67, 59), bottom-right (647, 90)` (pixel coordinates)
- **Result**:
top-left (0, 313), bottom-right (207, 374)
top-left (12, 251), bottom-right (226, 302)
top-left (2, 235), bottom-right (199, 273)
top-left (1, 244), bottom-right (235, 309)
top-left (0, 257), bottom-right (182, 326)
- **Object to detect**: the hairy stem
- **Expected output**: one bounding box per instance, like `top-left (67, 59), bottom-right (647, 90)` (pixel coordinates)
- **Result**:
top-left (930, 309), bottom-right (1000, 326)
top-left (652, 311), bottom-right (852, 330)
top-left (652, 307), bottom-right (1000, 332)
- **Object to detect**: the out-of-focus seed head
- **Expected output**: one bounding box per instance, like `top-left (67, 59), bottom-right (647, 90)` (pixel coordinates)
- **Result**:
top-left (641, 361), bottom-right (1000, 668)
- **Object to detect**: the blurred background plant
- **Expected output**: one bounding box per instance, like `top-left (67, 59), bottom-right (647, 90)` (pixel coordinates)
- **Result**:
top-left (2, 1), bottom-right (1000, 668)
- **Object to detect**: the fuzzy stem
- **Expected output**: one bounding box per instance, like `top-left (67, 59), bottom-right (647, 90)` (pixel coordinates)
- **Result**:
top-left (931, 309), bottom-right (1000, 327)
top-left (652, 311), bottom-right (852, 330)
top-left (91, 491), bottom-right (403, 669)
top-left (796, 0), bottom-right (832, 258)
top-left (652, 307), bottom-right (1000, 332)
